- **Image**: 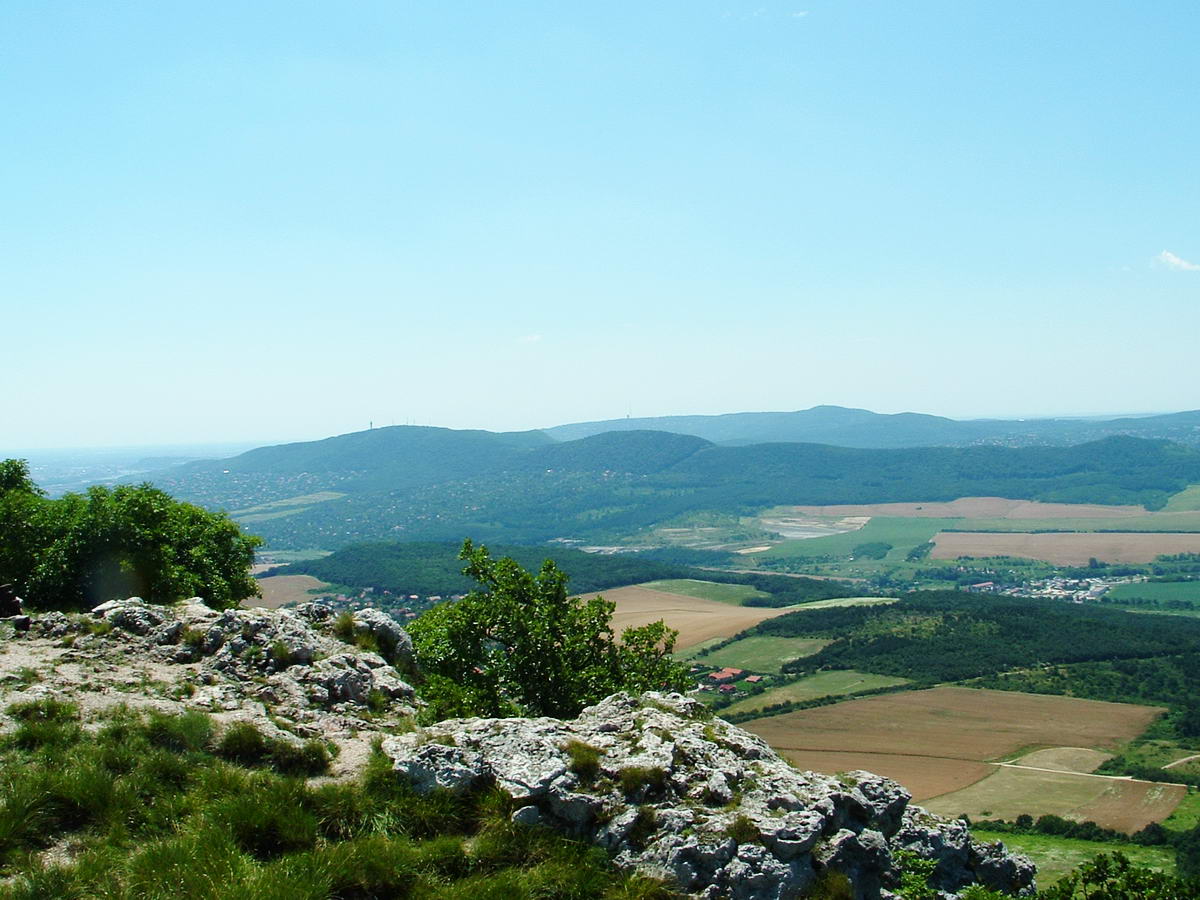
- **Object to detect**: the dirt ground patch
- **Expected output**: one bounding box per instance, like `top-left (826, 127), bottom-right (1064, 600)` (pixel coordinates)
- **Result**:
top-left (578, 586), bottom-right (792, 650)
top-left (777, 751), bottom-right (992, 801)
top-left (250, 574), bottom-right (330, 609)
top-left (743, 687), bottom-right (1167, 823)
top-left (930, 532), bottom-right (1200, 565)
top-left (781, 498), bottom-right (1148, 519)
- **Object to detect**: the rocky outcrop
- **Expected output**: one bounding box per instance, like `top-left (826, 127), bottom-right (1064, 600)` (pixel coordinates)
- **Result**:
top-left (382, 692), bottom-right (1036, 899)
top-left (0, 598), bottom-right (419, 774)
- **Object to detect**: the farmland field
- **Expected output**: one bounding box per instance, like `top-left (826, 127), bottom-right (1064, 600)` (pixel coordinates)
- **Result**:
top-left (756, 517), bottom-right (955, 561)
top-left (743, 687), bottom-right (1176, 829)
top-left (580, 586), bottom-right (793, 650)
top-left (1011, 747), bottom-right (1112, 773)
top-left (719, 670), bottom-right (909, 717)
top-left (927, 768), bottom-right (1185, 833)
top-left (970, 831), bottom-right (1176, 885)
top-left (683, 635), bottom-right (830, 672)
top-left (251, 574), bottom-right (330, 609)
top-left (930, 532), bottom-right (1200, 565)
top-left (1108, 581), bottom-right (1200, 603)
top-left (777, 498), bottom-right (1152, 520)
top-left (639, 578), bottom-right (769, 605)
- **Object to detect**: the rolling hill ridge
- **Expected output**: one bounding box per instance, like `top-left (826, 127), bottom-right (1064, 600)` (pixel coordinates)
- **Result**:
top-left (149, 427), bottom-right (1200, 550)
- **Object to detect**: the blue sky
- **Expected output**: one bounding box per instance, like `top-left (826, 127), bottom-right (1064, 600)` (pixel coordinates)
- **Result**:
top-left (3, 1), bottom-right (1197, 448)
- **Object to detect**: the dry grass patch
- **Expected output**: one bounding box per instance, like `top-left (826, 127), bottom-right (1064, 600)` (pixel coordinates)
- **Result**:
top-left (578, 585), bottom-right (792, 650)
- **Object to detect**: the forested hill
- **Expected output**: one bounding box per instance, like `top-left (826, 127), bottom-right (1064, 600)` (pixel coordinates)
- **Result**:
top-left (277, 541), bottom-right (856, 603)
top-left (545, 405), bottom-right (1200, 449)
top-left (150, 427), bottom-right (1200, 549)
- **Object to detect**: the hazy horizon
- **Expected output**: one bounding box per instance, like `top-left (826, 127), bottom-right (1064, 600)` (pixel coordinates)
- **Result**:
top-left (4, 2), bottom-right (1197, 448)
top-left (4, 402), bottom-right (1194, 455)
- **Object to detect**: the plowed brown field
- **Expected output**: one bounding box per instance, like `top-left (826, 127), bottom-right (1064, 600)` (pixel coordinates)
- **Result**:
top-left (742, 687), bottom-right (1178, 829)
top-left (930, 531), bottom-right (1200, 565)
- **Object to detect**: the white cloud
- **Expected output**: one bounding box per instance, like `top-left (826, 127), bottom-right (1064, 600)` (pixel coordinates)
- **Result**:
top-left (1156, 250), bottom-right (1200, 272)
top-left (792, 10), bottom-right (809, 16)
top-left (517, 334), bottom-right (543, 344)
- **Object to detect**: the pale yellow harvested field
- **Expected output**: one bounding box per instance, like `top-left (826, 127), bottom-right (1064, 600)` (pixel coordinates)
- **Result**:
top-left (577, 586), bottom-right (792, 650)
top-left (1014, 748), bottom-right (1112, 774)
top-left (925, 768), bottom-right (1185, 833)
top-left (781, 497), bottom-right (1148, 519)
top-left (930, 531), bottom-right (1200, 565)
top-left (250, 575), bottom-right (330, 609)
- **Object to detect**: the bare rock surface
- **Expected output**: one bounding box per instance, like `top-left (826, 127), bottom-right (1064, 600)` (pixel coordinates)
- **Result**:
top-left (382, 692), bottom-right (1036, 899)
top-left (0, 598), bottom-right (418, 777)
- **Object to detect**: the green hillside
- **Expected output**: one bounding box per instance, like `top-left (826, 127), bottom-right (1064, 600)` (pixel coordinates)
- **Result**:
top-left (151, 426), bottom-right (1200, 550)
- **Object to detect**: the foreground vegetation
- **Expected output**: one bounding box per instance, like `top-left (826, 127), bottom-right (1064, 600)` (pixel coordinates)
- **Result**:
top-left (0, 702), bottom-right (673, 900)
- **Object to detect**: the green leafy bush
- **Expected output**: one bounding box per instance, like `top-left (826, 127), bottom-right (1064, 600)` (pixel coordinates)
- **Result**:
top-left (0, 459), bottom-right (262, 610)
top-left (409, 539), bottom-right (689, 720)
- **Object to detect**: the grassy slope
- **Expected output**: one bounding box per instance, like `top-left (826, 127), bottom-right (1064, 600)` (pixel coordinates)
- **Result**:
top-left (684, 636), bottom-right (830, 673)
top-left (0, 702), bottom-right (672, 900)
top-left (719, 671), bottom-right (910, 717)
top-left (638, 579), bottom-right (769, 605)
top-left (1165, 485), bottom-right (1200, 512)
top-left (969, 830), bottom-right (1176, 885)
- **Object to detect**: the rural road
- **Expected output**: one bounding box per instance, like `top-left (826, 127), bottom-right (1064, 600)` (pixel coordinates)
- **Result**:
top-left (993, 762), bottom-right (1135, 781)
top-left (1164, 753), bottom-right (1200, 770)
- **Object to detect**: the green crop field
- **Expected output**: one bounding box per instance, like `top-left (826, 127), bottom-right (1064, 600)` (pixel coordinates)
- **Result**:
top-left (686, 635), bottom-right (830, 672)
top-left (720, 670), bottom-right (910, 716)
top-left (755, 517), bottom-right (954, 561)
top-left (790, 596), bottom-right (897, 610)
top-left (1108, 582), bottom-right (1200, 603)
top-left (639, 578), bottom-right (770, 605)
top-left (969, 831), bottom-right (1176, 885)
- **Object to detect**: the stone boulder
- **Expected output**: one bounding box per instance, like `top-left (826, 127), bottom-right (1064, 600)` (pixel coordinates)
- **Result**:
top-left (92, 597), bottom-right (167, 636)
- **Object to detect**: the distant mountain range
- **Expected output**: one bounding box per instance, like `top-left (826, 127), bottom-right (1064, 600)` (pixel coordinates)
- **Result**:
top-left (149, 424), bottom-right (1200, 550)
top-left (544, 405), bottom-right (1200, 449)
